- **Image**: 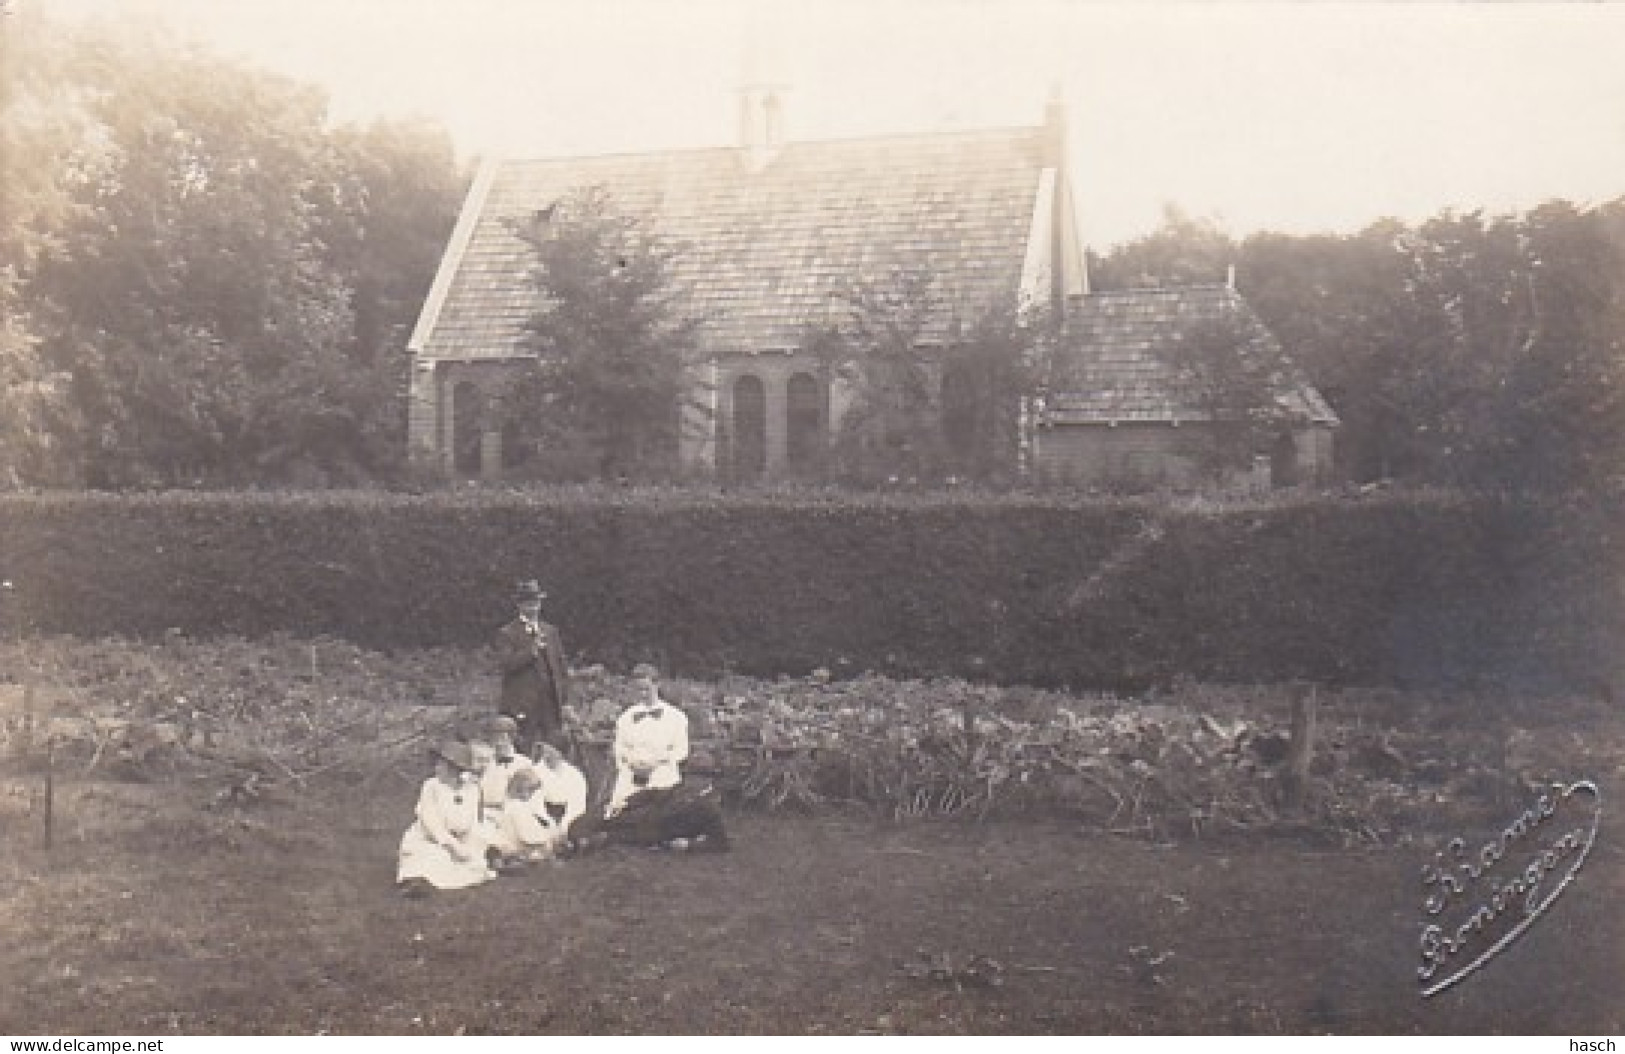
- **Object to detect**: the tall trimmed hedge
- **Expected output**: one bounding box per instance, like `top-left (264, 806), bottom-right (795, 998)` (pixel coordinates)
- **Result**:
top-left (1, 490), bottom-right (1617, 692)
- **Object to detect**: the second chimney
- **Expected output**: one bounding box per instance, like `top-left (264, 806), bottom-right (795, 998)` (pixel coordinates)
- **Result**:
top-left (739, 85), bottom-right (785, 173)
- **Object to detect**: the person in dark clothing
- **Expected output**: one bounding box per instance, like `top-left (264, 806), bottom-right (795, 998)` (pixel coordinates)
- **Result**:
top-left (570, 777), bottom-right (729, 853)
top-left (494, 579), bottom-right (572, 757)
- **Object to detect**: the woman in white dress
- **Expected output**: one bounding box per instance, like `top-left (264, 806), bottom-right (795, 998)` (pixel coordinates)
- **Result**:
top-left (592, 665), bottom-right (728, 852)
top-left (606, 665), bottom-right (690, 817)
top-left (397, 740), bottom-right (495, 895)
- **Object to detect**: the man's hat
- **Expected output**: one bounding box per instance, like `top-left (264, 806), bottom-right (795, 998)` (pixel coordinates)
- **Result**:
top-left (484, 713), bottom-right (520, 735)
top-left (431, 739), bottom-right (476, 772)
top-left (515, 579), bottom-right (545, 604)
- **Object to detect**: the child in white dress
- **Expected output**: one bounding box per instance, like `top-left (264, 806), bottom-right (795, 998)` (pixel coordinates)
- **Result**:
top-left (472, 715), bottom-right (532, 837)
top-left (534, 744), bottom-right (589, 839)
top-left (490, 745), bottom-right (591, 864)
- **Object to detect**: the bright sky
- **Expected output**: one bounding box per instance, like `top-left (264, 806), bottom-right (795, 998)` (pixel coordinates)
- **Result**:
top-left (33, 0), bottom-right (1625, 250)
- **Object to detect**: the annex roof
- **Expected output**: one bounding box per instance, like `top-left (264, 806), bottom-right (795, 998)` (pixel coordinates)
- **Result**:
top-left (409, 126), bottom-right (1056, 362)
top-left (1041, 285), bottom-right (1340, 427)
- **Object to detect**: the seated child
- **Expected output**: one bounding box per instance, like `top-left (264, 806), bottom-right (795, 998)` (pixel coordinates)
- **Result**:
top-left (533, 743), bottom-right (589, 841)
top-left (490, 768), bottom-right (565, 864)
top-left (489, 745), bottom-right (592, 865)
top-left (475, 714), bottom-right (533, 825)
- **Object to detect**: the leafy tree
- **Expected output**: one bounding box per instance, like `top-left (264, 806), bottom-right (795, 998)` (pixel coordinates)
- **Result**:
top-left (1387, 211), bottom-right (1531, 488)
top-left (1240, 202), bottom-right (1625, 493)
top-left (10, 18), bottom-right (463, 488)
top-left (939, 306), bottom-right (1048, 483)
top-left (24, 23), bottom-right (360, 485)
top-left (504, 186), bottom-right (708, 481)
top-left (1089, 204), bottom-right (1238, 290)
top-left (1476, 201), bottom-right (1625, 492)
top-left (330, 118), bottom-right (463, 364)
top-left (326, 116), bottom-right (468, 474)
top-left (803, 268), bottom-right (1043, 485)
top-left (1239, 220), bottom-right (1448, 483)
top-left (1157, 309), bottom-right (1297, 482)
top-left (1424, 202), bottom-right (1625, 493)
top-left (816, 269), bottom-right (948, 483)
top-left (0, 5), bottom-right (84, 486)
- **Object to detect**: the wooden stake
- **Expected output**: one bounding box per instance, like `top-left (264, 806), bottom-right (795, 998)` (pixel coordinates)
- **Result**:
top-left (43, 736), bottom-right (54, 851)
top-left (22, 678), bottom-right (35, 747)
top-left (1283, 683), bottom-right (1318, 813)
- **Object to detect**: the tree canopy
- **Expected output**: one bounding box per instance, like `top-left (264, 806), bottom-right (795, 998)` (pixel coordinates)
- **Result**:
top-left (1094, 199), bottom-right (1625, 494)
top-left (2, 11), bottom-right (1619, 497)
top-left (799, 269), bottom-right (1044, 486)
top-left (502, 186), bottom-right (708, 482)
top-left (0, 11), bottom-right (464, 488)
top-left (1158, 312), bottom-right (1297, 482)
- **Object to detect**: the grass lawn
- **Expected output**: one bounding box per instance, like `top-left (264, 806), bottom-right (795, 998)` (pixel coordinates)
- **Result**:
top-left (0, 639), bottom-right (1620, 1035)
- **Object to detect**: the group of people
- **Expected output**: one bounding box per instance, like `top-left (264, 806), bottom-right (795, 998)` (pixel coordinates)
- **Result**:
top-left (396, 580), bottom-right (728, 896)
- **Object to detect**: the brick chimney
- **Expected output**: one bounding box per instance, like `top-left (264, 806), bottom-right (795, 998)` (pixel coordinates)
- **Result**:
top-left (1042, 82), bottom-right (1088, 299)
top-left (739, 84), bottom-right (785, 173)
top-left (737, 14), bottom-right (786, 173)
top-left (1043, 80), bottom-right (1066, 170)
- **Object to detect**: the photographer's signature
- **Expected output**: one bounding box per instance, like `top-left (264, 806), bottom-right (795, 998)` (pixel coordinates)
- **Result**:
top-left (1418, 779), bottom-right (1602, 998)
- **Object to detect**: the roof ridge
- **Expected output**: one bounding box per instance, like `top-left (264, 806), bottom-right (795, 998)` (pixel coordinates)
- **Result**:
top-left (1082, 283), bottom-right (1233, 297)
top-left (493, 122), bottom-right (1046, 167)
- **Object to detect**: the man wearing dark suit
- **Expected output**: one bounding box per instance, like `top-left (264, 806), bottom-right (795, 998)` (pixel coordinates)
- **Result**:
top-left (495, 580), bottom-right (572, 758)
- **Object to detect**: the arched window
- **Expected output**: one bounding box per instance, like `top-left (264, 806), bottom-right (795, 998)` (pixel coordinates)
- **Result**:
top-left (785, 372), bottom-right (827, 472)
top-left (452, 381), bottom-right (485, 477)
top-left (732, 374), bottom-right (767, 480)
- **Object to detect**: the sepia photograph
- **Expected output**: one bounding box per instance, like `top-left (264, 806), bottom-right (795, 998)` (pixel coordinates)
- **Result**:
top-left (0, 0), bottom-right (1621, 1038)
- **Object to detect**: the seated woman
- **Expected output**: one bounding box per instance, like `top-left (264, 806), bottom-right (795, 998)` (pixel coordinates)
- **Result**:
top-left (606, 664), bottom-right (690, 817)
top-left (594, 666), bottom-right (728, 852)
top-left (397, 740), bottom-right (494, 895)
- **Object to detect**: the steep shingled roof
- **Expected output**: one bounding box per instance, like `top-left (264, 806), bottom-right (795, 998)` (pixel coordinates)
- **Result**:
top-left (1042, 285), bottom-right (1339, 426)
top-left (410, 126), bottom-right (1055, 362)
